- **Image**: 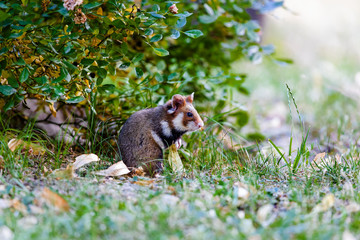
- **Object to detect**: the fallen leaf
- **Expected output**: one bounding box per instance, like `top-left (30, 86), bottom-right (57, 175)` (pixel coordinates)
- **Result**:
top-left (234, 182), bottom-right (250, 200)
top-left (48, 102), bottom-right (57, 117)
top-left (168, 144), bottom-right (184, 173)
top-left (95, 161), bottom-right (130, 177)
top-left (11, 199), bottom-right (27, 214)
top-left (51, 165), bottom-right (75, 179)
top-left (8, 139), bottom-right (23, 152)
top-left (0, 155), bottom-right (4, 169)
top-left (313, 193), bottom-right (335, 212)
top-left (132, 167), bottom-right (146, 177)
top-left (257, 204), bottom-right (274, 225)
top-left (311, 152), bottom-right (326, 169)
top-left (134, 179), bottom-right (155, 186)
top-left (40, 187), bottom-right (70, 212)
top-left (7, 138), bottom-right (46, 155)
top-left (0, 225), bottom-right (14, 240)
top-left (0, 199), bottom-right (12, 209)
top-left (73, 153), bottom-right (99, 170)
top-left (343, 230), bottom-right (357, 240)
top-left (345, 202), bottom-right (360, 213)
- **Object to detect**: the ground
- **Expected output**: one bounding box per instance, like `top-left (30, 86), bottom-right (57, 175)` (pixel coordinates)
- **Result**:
top-left (1, 0), bottom-right (360, 239)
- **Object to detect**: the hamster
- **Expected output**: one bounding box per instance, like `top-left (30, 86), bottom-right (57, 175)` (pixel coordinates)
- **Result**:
top-left (118, 93), bottom-right (204, 174)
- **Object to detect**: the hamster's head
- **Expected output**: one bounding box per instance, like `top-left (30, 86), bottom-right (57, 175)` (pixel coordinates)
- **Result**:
top-left (166, 93), bottom-right (204, 132)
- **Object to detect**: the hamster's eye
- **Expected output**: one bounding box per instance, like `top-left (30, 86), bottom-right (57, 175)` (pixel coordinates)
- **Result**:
top-left (187, 112), bottom-right (193, 117)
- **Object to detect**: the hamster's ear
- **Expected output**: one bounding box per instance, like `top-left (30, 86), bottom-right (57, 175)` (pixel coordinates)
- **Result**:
top-left (167, 94), bottom-right (185, 114)
top-left (186, 92), bottom-right (194, 103)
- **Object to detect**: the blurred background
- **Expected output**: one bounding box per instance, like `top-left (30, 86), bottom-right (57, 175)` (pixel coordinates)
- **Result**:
top-left (237, 0), bottom-right (360, 151)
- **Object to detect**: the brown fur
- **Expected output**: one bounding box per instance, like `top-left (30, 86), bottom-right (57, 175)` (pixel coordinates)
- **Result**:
top-left (118, 94), bottom-right (203, 174)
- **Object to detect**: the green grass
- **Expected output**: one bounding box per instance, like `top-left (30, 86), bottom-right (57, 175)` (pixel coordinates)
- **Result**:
top-left (1, 104), bottom-right (360, 240)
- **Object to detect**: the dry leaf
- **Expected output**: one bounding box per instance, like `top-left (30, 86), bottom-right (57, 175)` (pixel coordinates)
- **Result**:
top-left (168, 144), bottom-right (184, 173)
top-left (40, 187), bottom-right (70, 212)
top-left (7, 139), bottom-right (46, 155)
top-left (257, 204), bottom-right (274, 225)
top-left (313, 193), bottom-right (335, 212)
top-left (11, 199), bottom-right (27, 214)
top-left (51, 165), bottom-right (75, 179)
top-left (0, 225), bottom-right (14, 240)
top-left (311, 152), bottom-right (326, 169)
top-left (234, 182), bottom-right (251, 201)
top-left (95, 161), bottom-right (130, 177)
top-left (345, 202), bottom-right (360, 213)
top-left (0, 155), bottom-right (4, 169)
top-left (8, 139), bottom-right (23, 152)
top-left (132, 167), bottom-right (146, 177)
top-left (48, 102), bottom-right (57, 117)
top-left (343, 230), bottom-right (357, 240)
top-left (134, 179), bottom-right (155, 186)
top-left (0, 199), bottom-right (12, 209)
top-left (73, 153), bottom-right (99, 170)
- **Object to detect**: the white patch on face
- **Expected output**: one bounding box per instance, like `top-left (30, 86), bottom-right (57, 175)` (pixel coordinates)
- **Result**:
top-left (186, 121), bottom-right (198, 132)
top-left (160, 120), bottom-right (172, 137)
top-left (186, 104), bottom-right (204, 131)
top-left (151, 131), bottom-right (165, 149)
top-left (172, 112), bottom-right (187, 131)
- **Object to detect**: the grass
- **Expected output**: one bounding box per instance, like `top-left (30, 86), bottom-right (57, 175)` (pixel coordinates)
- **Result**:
top-left (1, 97), bottom-right (360, 240)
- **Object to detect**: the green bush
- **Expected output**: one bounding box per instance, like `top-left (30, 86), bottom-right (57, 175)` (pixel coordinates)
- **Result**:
top-left (0, 0), bottom-right (284, 132)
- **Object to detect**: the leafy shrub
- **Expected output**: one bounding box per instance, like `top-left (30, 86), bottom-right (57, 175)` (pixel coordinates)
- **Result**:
top-left (0, 0), bottom-right (284, 133)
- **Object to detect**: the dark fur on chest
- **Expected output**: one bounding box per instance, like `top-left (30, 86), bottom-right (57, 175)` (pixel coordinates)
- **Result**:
top-left (158, 129), bottom-right (186, 147)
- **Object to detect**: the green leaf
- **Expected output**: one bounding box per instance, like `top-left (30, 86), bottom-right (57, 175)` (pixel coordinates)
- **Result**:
top-left (66, 96), bottom-right (85, 104)
top-left (34, 76), bottom-right (47, 85)
top-left (98, 68), bottom-right (107, 79)
top-left (0, 47), bottom-right (8, 55)
top-left (150, 12), bottom-right (165, 19)
top-left (0, 3), bottom-right (9, 9)
top-left (144, 28), bottom-right (154, 36)
top-left (19, 68), bottom-right (29, 83)
top-left (150, 34), bottom-right (163, 43)
top-left (246, 30), bottom-right (260, 42)
top-left (132, 53), bottom-right (144, 63)
top-left (273, 58), bottom-right (293, 66)
top-left (0, 9), bottom-right (10, 22)
top-left (3, 98), bottom-right (15, 111)
top-left (97, 60), bottom-right (109, 67)
top-left (9, 32), bottom-right (24, 39)
top-left (14, 58), bottom-right (26, 66)
top-left (54, 67), bottom-right (70, 83)
top-left (119, 62), bottom-right (130, 70)
top-left (155, 73), bottom-right (163, 82)
top-left (0, 59), bottom-right (6, 73)
top-left (98, 84), bottom-right (115, 94)
top-left (96, 77), bottom-right (103, 86)
top-left (108, 64), bottom-right (116, 75)
top-left (135, 67), bottom-right (143, 78)
top-left (152, 4), bottom-right (160, 12)
top-left (81, 58), bottom-right (94, 66)
top-left (154, 48), bottom-right (169, 57)
top-left (176, 18), bottom-right (186, 28)
top-left (199, 15), bottom-right (217, 24)
top-left (8, 77), bottom-right (19, 88)
top-left (83, 2), bottom-right (102, 9)
top-left (170, 29), bottom-right (180, 39)
top-left (184, 30), bottom-right (203, 39)
top-left (174, 11), bottom-right (192, 18)
top-left (63, 61), bottom-right (78, 71)
top-left (168, 73), bottom-right (177, 80)
top-left (0, 85), bottom-right (17, 96)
